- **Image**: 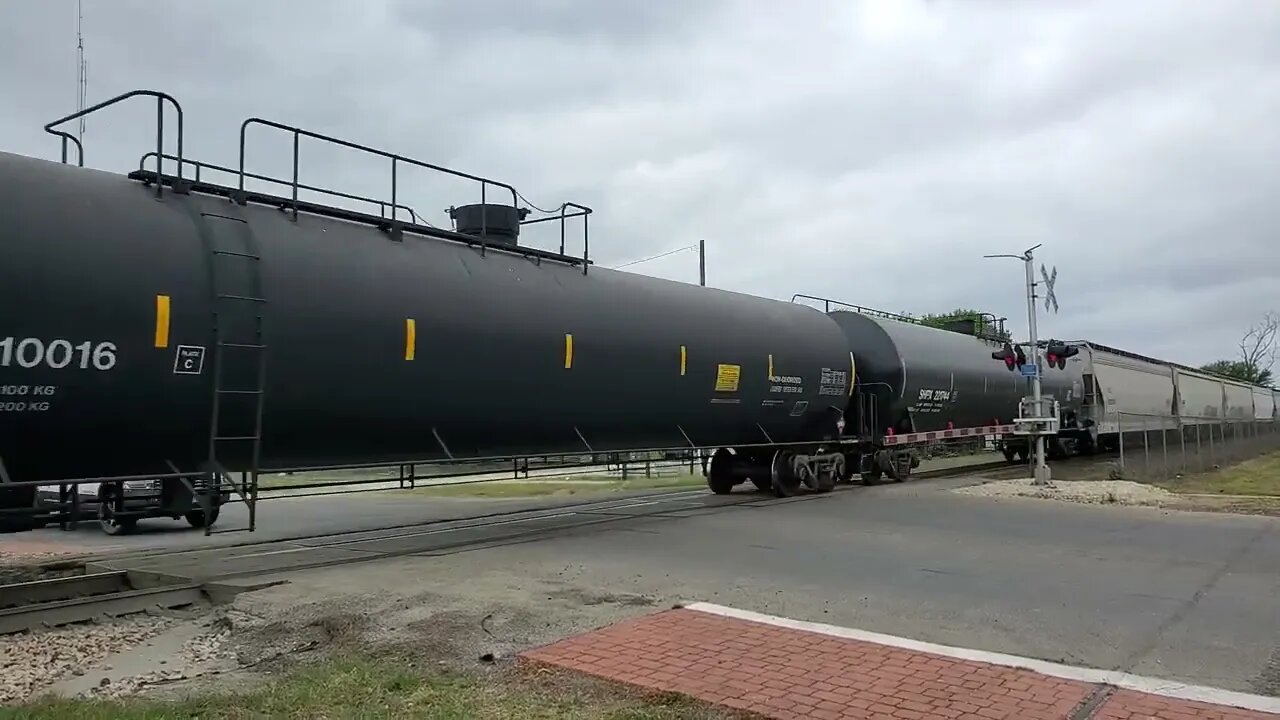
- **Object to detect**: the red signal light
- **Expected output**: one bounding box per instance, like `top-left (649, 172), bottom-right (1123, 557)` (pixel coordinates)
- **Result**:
top-left (1043, 340), bottom-right (1078, 370)
top-left (992, 342), bottom-right (1021, 371)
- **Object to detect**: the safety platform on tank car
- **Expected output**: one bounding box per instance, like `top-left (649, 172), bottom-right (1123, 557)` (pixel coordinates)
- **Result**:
top-left (48, 89), bottom-right (595, 271)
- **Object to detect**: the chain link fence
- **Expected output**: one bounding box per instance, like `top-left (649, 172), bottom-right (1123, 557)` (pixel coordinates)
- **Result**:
top-left (1112, 413), bottom-right (1280, 481)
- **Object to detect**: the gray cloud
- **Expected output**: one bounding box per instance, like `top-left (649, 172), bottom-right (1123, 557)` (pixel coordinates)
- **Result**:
top-left (2, 0), bottom-right (1277, 370)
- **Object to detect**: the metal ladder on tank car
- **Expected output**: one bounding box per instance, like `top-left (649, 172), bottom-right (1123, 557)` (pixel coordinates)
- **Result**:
top-left (198, 212), bottom-right (268, 535)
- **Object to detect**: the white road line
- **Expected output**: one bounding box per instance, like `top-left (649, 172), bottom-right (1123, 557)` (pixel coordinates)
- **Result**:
top-left (684, 602), bottom-right (1280, 714)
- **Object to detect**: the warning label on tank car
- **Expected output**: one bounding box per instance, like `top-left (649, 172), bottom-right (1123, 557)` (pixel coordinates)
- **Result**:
top-left (715, 363), bottom-right (741, 392)
top-left (173, 345), bottom-right (206, 375)
top-left (790, 400), bottom-right (809, 416)
top-left (818, 367), bottom-right (849, 396)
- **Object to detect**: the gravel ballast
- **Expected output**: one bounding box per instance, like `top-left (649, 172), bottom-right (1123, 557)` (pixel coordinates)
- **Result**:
top-left (0, 615), bottom-right (177, 703)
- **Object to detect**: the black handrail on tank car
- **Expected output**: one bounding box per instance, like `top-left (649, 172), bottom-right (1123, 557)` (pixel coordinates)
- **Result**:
top-left (44, 89), bottom-right (184, 199)
top-left (520, 202), bottom-right (593, 274)
top-left (236, 117), bottom-right (595, 274)
top-left (791, 293), bottom-right (1009, 342)
top-left (41, 89), bottom-right (591, 269)
top-left (137, 151), bottom-right (426, 226)
top-left (790, 294), bottom-right (919, 324)
top-left (129, 168), bottom-right (593, 269)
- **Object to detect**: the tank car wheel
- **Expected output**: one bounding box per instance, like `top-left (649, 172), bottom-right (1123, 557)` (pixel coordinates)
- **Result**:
top-left (770, 451), bottom-right (802, 498)
top-left (813, 455), bottom-right (841, 493)
top-left (185, 507), bottom-right (220, 529)
top-left (837, 453), bottom-right (859, 485)
top-left (96, 483), bottom-right (137, 536)
top-left (706, 448), bottom-right (737, 495)
top-left (881, 452), bottom-right (911, 483)
top-left (860, 453), bottom-right (884, 485)
top-left (0, 486), bottom-right (40, 533)
top-left (97, 505), bottom-right (136, 536)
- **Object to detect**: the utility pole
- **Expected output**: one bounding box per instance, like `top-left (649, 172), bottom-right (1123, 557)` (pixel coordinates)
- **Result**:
top-left (698, 239), bottom-right (706, 287)
top-left (985, 243), bottom-right (1058, 486)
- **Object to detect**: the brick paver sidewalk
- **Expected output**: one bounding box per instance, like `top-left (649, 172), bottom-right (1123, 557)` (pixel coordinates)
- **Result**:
top-left (519, 604), bottom-right (1279, 720)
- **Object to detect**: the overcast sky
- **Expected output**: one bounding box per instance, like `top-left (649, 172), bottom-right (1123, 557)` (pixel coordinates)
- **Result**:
top-left (2, 0), bottom-right (1277, 369)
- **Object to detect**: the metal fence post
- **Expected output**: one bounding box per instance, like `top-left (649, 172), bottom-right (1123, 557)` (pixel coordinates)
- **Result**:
top-left (1179, 421), bottom-right (1186, 476)
top-left (1146, 420), bottom-right (1157, 476)
top-left (1161, 419), bottom-right (1168, 479)
top-left (1209, 421), bottom-right (1215, 467)
top-left (1118, 413), bottom-right (1126, 473)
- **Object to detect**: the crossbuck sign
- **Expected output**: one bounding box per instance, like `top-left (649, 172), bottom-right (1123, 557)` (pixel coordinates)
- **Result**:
top-left (1041, 263), bottom-right (1059, 314)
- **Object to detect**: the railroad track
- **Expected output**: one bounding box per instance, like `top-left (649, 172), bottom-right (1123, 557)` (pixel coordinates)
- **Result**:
top-left (0, 456), bottom-right (1064, 634)
top-left (0, 570), bottom-right (207, 635)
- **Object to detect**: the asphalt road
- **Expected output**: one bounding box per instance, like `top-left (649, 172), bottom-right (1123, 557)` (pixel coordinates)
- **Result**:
top-left (133, 476), bottom-right (1279, 698)
top-left (33, 464), bottom-right (1280, 698)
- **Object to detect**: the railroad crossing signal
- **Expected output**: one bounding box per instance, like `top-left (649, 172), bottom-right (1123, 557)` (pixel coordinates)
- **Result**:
top-left (1044, 339), bottom-right (1078, 369)
top-left (991, 342), bottom-right (1027, 371)
top-left (1041, 264), bottom-right (1059, 314)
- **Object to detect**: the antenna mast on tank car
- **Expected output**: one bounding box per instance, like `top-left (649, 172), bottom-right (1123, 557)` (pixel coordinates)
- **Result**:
top-left (75, 0), bottom-right (88, 145)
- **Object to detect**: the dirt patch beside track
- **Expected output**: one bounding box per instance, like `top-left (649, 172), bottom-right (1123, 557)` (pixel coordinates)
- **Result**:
top-left (12, 551), bottom-right (692, 706)
top-left (955, 477), bottom-right (1280, 516)
top-left (955, 478), bottom-right (1179, 506)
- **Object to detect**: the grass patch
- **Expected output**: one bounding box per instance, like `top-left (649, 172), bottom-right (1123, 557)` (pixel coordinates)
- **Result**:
top-left (1, 656), bottom-right (745, 720)
top-left (255, 469), bottom-right (402, 489)
top-left (403, 473), bottom-right (706, 499)
top-left (255, 465), bottom-right (699, 491)
top-left (1156, 450), bottom-right (1280, 497)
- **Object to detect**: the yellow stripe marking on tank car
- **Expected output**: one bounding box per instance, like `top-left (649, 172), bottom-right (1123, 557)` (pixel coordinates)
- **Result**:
top-left (404, 318), bottom-right (417, 361)
top-left (564, 333), bottom-right (574, 369)
top-left (849, 351), bottom-right (857, 396)
top-left (680, 345), bottom-right (687, 376)
top-left (768, 353), bottom-right (774, 379)
top-left (154, 294), bottom-right (171, 348)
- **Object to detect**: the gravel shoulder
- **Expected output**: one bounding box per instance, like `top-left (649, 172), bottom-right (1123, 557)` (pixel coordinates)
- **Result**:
top-left (957, 461), bottom-right (1280, 517)
top-left (953, 478), bottom-right (1181, 507)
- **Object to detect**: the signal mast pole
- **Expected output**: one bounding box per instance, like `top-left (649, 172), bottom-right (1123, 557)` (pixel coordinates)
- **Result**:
top-left (1021, 248), bottom-right (1049, 486)
top-left (985, 244), bottom-right (1053, 486)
